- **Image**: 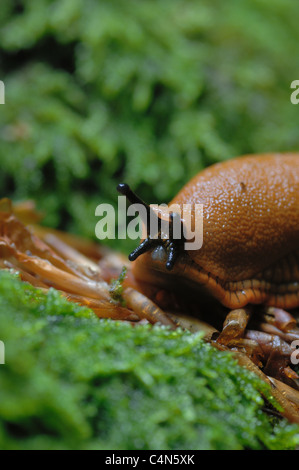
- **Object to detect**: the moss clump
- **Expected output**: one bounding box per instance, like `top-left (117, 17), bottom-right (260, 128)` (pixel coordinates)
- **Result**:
top-left (0, 271), bottom-right (298, 450)
top-left (109, 266), bottom-right (127, 306)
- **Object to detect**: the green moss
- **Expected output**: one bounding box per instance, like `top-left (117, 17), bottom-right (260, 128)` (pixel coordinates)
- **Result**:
top-left (0, 1), bottom-right (299, 248)
top-left (109, 267), bottom-right (127, 306)
top-left (0, 271), bottom-right (298, 449)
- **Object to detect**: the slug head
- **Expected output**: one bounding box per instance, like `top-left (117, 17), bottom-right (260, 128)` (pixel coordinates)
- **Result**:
top-left (117, 183), bottom-right (185, 270)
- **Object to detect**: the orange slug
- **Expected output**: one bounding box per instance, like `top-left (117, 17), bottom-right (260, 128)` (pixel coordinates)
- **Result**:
top-left (118, 153), bottom-right (299, 310)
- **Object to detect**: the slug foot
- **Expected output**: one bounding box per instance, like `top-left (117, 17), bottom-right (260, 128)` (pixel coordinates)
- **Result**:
top-left (212, 306), bottom-right (299, 390)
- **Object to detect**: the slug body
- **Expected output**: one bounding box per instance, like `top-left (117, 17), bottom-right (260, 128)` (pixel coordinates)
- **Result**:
top-left (132, 153), bottom-right (299, 310)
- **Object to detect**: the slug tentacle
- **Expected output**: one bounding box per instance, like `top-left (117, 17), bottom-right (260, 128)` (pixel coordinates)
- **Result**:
top-left (117, 183), bottom-right (185, 270)
top-left (128, 238), bottom-right (160, 261)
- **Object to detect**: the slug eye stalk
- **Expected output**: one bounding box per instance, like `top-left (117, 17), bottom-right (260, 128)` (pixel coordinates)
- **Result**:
top-left (117, 183), bottom-right (185, 270)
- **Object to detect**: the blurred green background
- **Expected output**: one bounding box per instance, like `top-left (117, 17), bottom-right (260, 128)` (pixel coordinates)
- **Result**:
top-left (0, 0), bottom-right (299, 248)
